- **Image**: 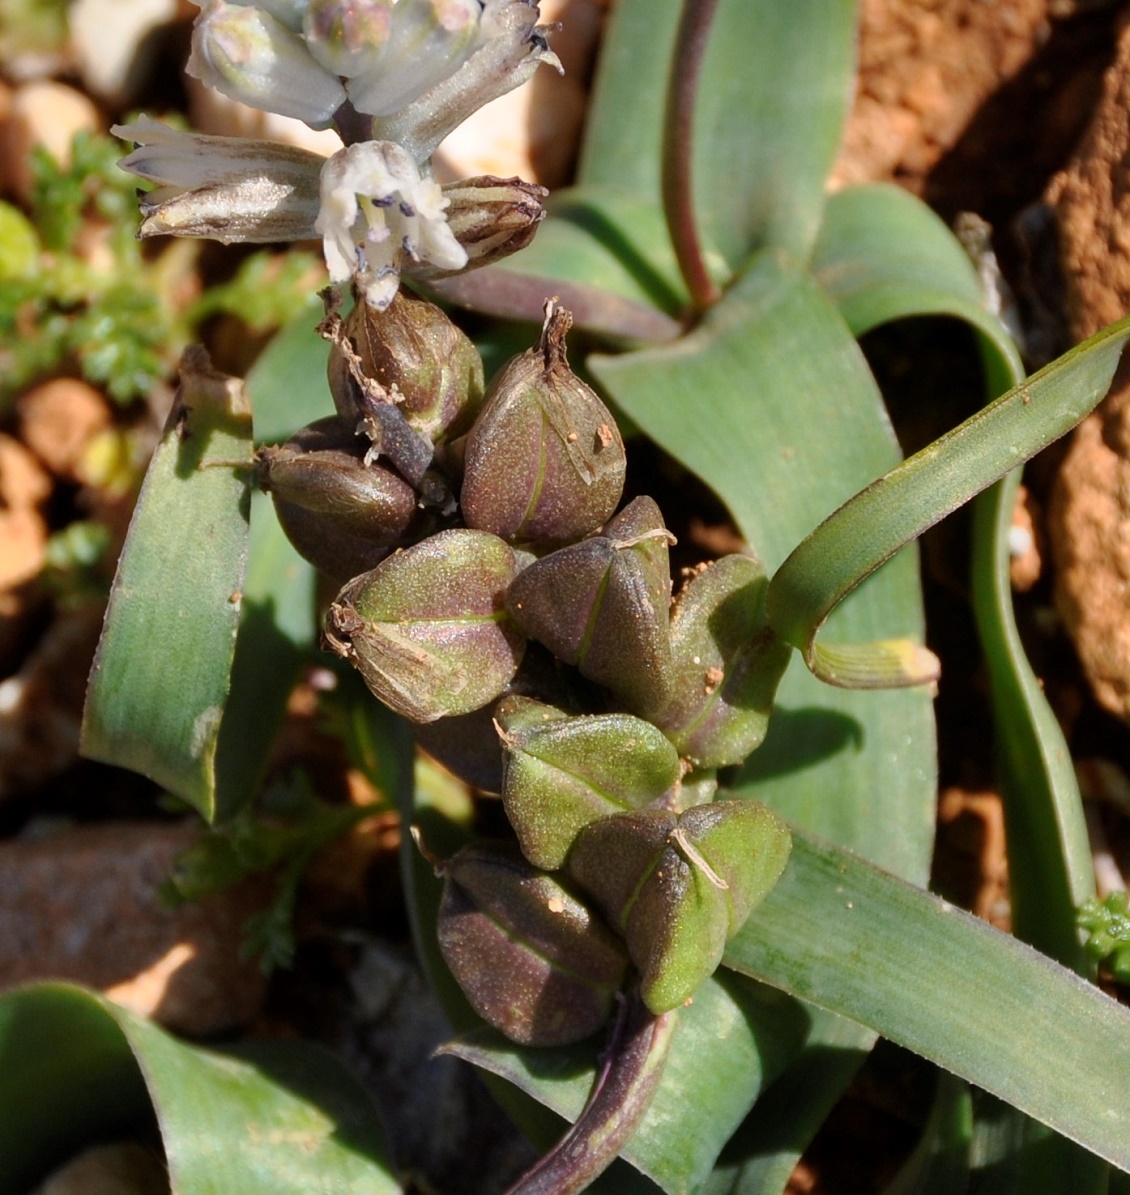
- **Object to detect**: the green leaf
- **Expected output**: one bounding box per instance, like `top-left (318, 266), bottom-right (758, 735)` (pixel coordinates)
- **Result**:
top-left (0, 982), bottom-right (398, 1194)
top-left (211, 491), bottom-right (316, 819)
top-left (576, 0), bottom-right (683, 196)
top-left (812, 183), bottom-right (1001, 342)
top-left (798, 155), bottom-right (1105, 1193)
top-left (699, 1011), bottom-right (876, 1195)
top-left (209, 308), bottom-right (329, 819)
top-left (244, 305), bottom-right (332, 445)
top-left (82, 348), bottom-right (253, 821)
top-left (968, 1094), bottom-right (1110, 1195)
top-left (885, 1074), bottom-right (972, 1195)
top-left (765, 313), bottom-right (1130, 688)
top-left (690, 0), bottom-right (857, 268)
top-left (726, 830), bottom-right (1130, 1173)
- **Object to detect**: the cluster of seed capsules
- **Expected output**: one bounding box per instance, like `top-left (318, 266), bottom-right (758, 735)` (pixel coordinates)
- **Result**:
top-left (259, 290), bottom-right (793, 1047)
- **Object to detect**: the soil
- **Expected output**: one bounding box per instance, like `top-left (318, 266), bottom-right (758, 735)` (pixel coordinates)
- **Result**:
top-left (2, 2), bottom-right (1130, 1193)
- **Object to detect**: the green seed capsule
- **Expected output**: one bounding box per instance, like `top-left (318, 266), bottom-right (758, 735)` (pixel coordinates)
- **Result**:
top-left (568, 801), bottom-right (791, 1014)
top-left (496, 696), bottom-right (682, 870)
top-left (460, 301), bottom-right (626, 546)
top-left (259, 416), bottom-right (429, 583)
top-left (437, 841), bottom-right (628, 1046)
top-left (505, 496), bottom-right (674, 716)
top-left (324, 528), bottom-right (526, 722)
top-left (656, 554), bottom-right (792, 768)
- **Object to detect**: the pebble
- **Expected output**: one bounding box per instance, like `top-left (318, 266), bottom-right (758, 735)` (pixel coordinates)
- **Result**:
top-left (0, 80), bottom-right (100, 203)
top-left (0, 821), bottom-right (269, 1036)
top-left (18, 377), bottom-right (112, 482)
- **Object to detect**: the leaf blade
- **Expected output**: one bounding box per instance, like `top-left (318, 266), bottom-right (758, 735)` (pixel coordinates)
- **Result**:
top-left (727, 832), bottom-right (1130, 1173)
top-left (81, 348), bottom-right (253, 821)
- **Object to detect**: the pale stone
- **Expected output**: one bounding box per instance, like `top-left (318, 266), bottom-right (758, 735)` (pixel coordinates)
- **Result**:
top-left (0, 821), bottom-right (269, 1035)
top-left (1, 81), bottom-right (100, 202)
top-left (18, 377), bottom-right (112, 482)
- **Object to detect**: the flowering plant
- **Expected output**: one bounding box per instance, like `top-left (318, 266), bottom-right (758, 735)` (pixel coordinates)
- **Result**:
top-left (5, 2), bottom-right (1128, 1195)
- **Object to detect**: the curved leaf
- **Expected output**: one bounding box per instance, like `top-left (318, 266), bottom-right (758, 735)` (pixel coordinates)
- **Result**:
top-left (811, 180), bottom-right (1101, 1183)
top-left (0, 982), bottom-right (398, 1194)
top-left (82, 348), bottom-right (253, 821)
top-left (766, 313), bottom-right (1130, 688)
top-left (690, 0), bottom-right (856, 268)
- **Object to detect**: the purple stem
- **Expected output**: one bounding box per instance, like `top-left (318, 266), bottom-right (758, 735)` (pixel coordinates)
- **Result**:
top-left (662, 0), bottom-right (723, 313)
top-left (501, 993), bottom-right (676, 1195)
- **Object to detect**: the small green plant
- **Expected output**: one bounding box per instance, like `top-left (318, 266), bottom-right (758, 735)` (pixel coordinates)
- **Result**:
top-left (4, 1), bottom-right (1130, 1193)
top-left (0, 128), bottom-right (320, 405)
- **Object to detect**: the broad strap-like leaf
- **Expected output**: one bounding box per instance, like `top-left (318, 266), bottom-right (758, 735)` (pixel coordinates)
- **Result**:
top-left (210, 312), bottom-right (339, 819)
top-left (810, 179), bottom-right (1104, 1189)
top-left (0, 982), bottom-right (399, 1194)
top-left (726, 831), bottom-right (1130, 1174)
top-left (82, 347), bottom-right (253, 821)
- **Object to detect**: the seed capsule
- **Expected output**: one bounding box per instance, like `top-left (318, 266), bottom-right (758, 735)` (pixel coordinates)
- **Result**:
top-left (437, 841), bottom-right (628, 1046)
top-left (505, 496), bottom-right (674, 716)
top-left (259, 416), bottom-right (429, 583)
top-left (496, 696), bottom-right (682, 870)
top-left (325, 287), bottom-right (485, 450)
top-left (568, 801), bottom-right (791, 1014)
top-left (324, 528), bottom-right (526, 722)
top-left (656, 554), bottom-right (792, 767)
top-left (460, 300), bottom-right (626, 546)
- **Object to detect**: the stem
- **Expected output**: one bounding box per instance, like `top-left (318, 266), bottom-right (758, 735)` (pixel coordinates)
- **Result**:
top-left (332, 99), bottom-right (374, 148)
top-left (661, 0), bottom-right (723, 313)
top-left (502, 992), bottom-right (676, 1195)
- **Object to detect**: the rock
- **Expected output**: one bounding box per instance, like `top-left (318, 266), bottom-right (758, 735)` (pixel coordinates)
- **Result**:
top-left (1046, 22), bottom-right (1130, 722)
top-left (0, 434), bottom-right (50, 592)
top-left (832, 0), bottom-right (1052, 190)
top-left (69, 0), bottom-right (180, 104)
top-left (0, 604), bottom-right (103, 800)
top-left (0, 821), bottom-right (268, 1036)
top-left (1047, 19), bottom-right (1130, 340)
top-left (18, 377), bottom-right (112, 482)
top-left (0, 80), bottom-right (100, 203)
top-left (1009, 483), bottom-right (1044, 593)
top-left (1048, 385), bottom-right (1130, 721)
top-left (32, 1142), bottom-right (168, 1195)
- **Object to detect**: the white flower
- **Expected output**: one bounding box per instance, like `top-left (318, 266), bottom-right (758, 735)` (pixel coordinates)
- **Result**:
top-left (316, 139), bottom-right (466, 310)
top-left (114, 119), bottom-right (469, 309)
top-left (340, 0), bottom-right (484, 118)
top-left (120, 0), bottom-right (559, 309)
